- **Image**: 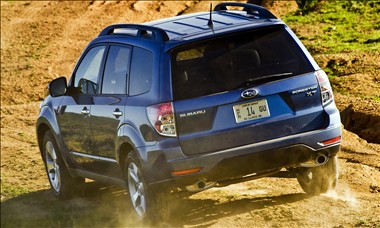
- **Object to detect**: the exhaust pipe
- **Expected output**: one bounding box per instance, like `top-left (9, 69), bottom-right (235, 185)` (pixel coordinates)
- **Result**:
top-left (195, 179), bottom-right (207, 189)
top-left (185, 179), bottom-right (216, 193)
top-left (316, 153), bottom-right (329, 165)
top-left (300, 153), bottom-right (329, 167)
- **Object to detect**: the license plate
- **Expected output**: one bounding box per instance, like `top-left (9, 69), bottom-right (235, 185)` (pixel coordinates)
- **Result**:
top-left (233, 99), bottom-right (270, 123)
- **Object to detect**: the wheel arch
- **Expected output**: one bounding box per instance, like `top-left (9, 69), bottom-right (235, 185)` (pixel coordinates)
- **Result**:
top-left (36, 106), bottom-right (60, 155)
top-left (36, 106), bottom-right (68, 165)
top-left (118, 142), bottom-right (134, 177)
top-left (37, 122), bottom-right (51, 157)
top-left (115, 123), bottom-right (147, 173)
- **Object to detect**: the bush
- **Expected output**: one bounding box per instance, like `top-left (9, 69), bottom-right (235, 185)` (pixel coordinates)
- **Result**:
top-left (295, 0), bottom-right (319, 14)
top-left (342, 0), bottom-right (379, 14)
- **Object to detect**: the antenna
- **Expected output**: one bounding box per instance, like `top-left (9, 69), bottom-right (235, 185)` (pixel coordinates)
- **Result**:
top-left (207, 3), bottom-right (214, 30)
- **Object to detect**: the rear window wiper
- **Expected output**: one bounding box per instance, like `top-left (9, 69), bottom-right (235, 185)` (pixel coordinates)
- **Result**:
top-left (235, 72), bottom-right (293, 89)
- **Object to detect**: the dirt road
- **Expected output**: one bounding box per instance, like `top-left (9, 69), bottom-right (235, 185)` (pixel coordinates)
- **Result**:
top-left (1, 1), bottom-right (379, 227)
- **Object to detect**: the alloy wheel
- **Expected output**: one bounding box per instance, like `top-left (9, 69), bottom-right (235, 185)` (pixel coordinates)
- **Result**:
top-left (127, 162), bottom-right (147, 217)
top-left (45, 140), bottom-right (61, 192)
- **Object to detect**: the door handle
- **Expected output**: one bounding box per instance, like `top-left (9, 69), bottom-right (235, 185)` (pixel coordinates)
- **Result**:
top-left (81, 107), bottom-right (90, 116)
top-left (113, 108), bottom-right (123, 118)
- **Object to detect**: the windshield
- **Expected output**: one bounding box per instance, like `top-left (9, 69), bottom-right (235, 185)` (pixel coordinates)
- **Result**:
top-left (171, 26), bottom-right (314, 100)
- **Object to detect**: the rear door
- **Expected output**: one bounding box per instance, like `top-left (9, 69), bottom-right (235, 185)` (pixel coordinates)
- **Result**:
top-left (90, 45), bottom-right (154, 177)
top-left (171, 26), bottom-right (325, 156)
top-left (90, 44), bottom-right (130, 176)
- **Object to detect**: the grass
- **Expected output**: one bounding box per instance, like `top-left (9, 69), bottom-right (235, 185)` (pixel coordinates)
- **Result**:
top-left (373, 96), bottom-right (380, 102)
top-left (284, 1), bottom-right (379, 98)
top-left (284, 1), bottom-right (380, 54)
top-left (1, 178), bottom-right (31, 199)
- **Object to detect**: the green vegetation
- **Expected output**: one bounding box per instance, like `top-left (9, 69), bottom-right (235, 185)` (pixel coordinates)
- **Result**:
top-left (284, 1), bottom-right (380, 54)
top-left (284, 1), bottom-right (379, 102)
top-left (1, 178), bottom-right (31, 199)
top-left (373, 96), bottom-right (380, 102)
top-left (295, 0), bottom-right (319, 14)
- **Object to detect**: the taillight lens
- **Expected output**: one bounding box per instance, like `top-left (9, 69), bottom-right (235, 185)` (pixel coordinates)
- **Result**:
top-left (315, 70), bottom-right (334, 106)
top-left (147, 102), bottom-right (177, 137)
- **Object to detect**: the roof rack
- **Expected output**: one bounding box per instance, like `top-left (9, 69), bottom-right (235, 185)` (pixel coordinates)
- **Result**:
top-left (214, 2), bottom-right (277, 19)
top-left (98, 24), bottom-right (170, 42)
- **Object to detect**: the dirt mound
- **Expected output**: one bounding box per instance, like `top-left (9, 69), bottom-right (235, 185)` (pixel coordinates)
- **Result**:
top-left (314, 51), bottom-right (380, 144)
top-left (0, 0), bottom-right (299, 106)
top-left (0, 1), bottom-right (204, 105)
top-left (315, 52), bottom-right (380, 78)
top-left (341, 104), bottom-right (380, 144)
top-left (340, 127), bottom-right (380, 168)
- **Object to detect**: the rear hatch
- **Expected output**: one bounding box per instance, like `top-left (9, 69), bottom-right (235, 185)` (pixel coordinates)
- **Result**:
top-left (171, 25), bottom-right (325, 156)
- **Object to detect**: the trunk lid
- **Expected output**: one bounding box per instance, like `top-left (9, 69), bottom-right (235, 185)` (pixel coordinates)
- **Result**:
top-left (174, 73), bottom-right (325, 156)
top-left (170, 25), bottom-right (324, 155)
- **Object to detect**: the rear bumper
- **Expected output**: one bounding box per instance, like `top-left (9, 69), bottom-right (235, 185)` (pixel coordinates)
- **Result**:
top-left (145, 124), bottom-right (341, 189)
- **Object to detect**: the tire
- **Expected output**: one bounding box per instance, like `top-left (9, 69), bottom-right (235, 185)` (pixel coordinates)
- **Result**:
top-left (124, 151), bottom-right (173, 223)
top-left (42, 131), bottom-right (84, 199)
top-left (297, 155), bottom-right (338, 195)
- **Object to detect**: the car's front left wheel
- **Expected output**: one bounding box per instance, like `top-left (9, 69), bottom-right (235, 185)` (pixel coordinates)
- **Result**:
top-left (42, 131), bottom-right (84, 199)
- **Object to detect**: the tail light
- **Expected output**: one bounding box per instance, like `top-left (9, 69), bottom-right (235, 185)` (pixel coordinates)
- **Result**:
top-left (315, 70), bottom-right (334, 106)
top-left (147, 102), bottom-right (177, 137)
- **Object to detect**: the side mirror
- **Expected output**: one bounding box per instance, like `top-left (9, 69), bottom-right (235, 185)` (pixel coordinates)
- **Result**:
top-left (48, 77), bottom-right (67, 97)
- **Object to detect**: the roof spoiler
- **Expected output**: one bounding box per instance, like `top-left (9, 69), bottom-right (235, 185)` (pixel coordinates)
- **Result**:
top-left (214, 2), bottom-right (277, 19)
top-left (98, 24), bottom-right (170, 42)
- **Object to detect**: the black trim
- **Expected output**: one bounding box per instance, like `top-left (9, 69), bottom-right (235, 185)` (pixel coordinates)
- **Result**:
top-left (69, 168), bottom-right (126, 188)
top-left (150, 144), bottom-right (340, 189)
top-left (214, 2), bottom-right (277, 19)
top-left (99, 24), bottom-right (170, 42)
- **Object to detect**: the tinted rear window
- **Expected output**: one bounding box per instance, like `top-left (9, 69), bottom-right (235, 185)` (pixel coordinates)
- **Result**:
top-left (171, 26), bottom-right (313, 100)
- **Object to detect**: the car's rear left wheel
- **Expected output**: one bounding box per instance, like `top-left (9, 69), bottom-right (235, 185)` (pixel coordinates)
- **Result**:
top-left (124, 151), bottom-right (173, 224)
top-left (127, 159), bottom-right (147, 217)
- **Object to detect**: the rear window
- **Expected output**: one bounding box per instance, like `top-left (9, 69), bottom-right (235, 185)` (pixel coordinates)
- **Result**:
top-left (171, 26), bottom-right (313, 100)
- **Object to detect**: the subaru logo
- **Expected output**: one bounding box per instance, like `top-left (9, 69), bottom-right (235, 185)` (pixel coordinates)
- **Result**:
top-left (241, 88), bottom-right (258, 99)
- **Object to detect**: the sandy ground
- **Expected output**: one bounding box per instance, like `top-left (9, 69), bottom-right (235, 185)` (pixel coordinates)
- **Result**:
top-left (1, 1), bottom-right (379, 227)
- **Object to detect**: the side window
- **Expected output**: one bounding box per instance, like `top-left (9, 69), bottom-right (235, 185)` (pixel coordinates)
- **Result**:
top-left (102, 46), bottom-right (131, 94)
top-left (129, 47), bottom-right (153, 96)
top-left (74, 46), bottom-right (105, 95)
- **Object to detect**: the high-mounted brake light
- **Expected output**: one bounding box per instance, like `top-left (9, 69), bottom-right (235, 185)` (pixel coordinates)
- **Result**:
top-left (315, 70), bottom-right (334, 106)
top-left (147, 102), bottom-right (177, 137)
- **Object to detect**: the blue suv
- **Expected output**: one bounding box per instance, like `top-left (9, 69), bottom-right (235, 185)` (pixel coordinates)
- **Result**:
top-left (36, 2), bottom-right (341, 222)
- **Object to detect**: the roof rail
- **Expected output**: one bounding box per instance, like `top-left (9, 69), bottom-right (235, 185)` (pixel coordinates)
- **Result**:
top-left (98, 24), bottom-right (170, 42)
top-left (214, 2), bottom-right (277, 19)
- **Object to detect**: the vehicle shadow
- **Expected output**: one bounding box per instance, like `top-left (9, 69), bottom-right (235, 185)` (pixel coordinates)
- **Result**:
top-left (1, 181), bottom-right (309, 227)
top-left (170, 192), bottom-right (309, 227)
top-left (1, 182), bottom-right (137, 227)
